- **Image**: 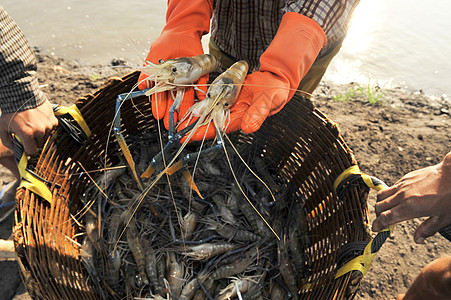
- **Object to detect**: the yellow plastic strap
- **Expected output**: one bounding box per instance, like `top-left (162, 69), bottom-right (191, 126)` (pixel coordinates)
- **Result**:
top-left (16, 138), bottom-right (52, 204)
top-left (334, 226), bottom-right (394, 278)
top-left (54, 104), bottom-right (91, 137)
top-left (300, 165), bottom-right (393, 291)
top-left (303, 166), bottom-right (393, 291)
top-left (333, 164), bottom-right (361, 191)
top-left (333, 164), bottom-right (387, 191)
top-left (333, 165), bottom-right (391, 278)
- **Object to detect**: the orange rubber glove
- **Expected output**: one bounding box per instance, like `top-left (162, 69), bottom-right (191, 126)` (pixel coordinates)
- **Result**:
top-left (137, 0), bottom-right (213, 128)
top-left (186, 12), bottom-right (327, 141)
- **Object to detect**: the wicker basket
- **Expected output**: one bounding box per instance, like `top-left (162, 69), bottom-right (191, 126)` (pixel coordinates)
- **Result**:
top-left (14, 71), bottom-right (377, 299)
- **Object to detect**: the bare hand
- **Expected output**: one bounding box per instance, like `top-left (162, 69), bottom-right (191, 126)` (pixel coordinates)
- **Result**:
top-left (0, 100), bottom-right (58, 155)
top-left (372, 151), bottom-right (451, 243)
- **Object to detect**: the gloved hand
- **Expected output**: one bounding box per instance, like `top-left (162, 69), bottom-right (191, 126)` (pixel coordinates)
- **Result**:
top-left (137, 0), bottom-right (213, 128)
top-left (185, 12), bottom-right (327, 141)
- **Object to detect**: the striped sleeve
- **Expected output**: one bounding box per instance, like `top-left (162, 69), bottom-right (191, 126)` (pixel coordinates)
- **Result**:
top-left (0, 6), bottom-right (47, 114)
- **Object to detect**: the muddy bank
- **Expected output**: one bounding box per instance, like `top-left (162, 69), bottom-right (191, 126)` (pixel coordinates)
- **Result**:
top-left (0, 52), bottom-right (450, 299)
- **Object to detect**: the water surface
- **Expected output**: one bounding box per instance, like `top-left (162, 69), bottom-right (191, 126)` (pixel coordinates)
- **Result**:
top-left (3, 0), bottom-right (451, 97)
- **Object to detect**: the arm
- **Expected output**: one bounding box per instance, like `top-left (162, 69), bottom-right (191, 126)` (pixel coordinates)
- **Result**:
top-left (396, 256), bottom-right (451, 300)
top-left (0, 7), bottom-right (57, 154)
top-left (372, 151), bottom-right (451, 243)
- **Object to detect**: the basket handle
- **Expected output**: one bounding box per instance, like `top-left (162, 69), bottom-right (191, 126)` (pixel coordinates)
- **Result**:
top-left (13, 135), bottom-right (53, 203)
top-left (333, 165), bottom-right (394, 279)
top-left (12, 104), bottom-right (92, 204)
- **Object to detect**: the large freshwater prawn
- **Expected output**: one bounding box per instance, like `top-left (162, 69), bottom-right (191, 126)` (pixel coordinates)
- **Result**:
top-left (178, 59), bottom-right (249, 137)
top-left (140, 54), bottom-right (221, 111)
top-left (117, 58), bottom-right (281, 245)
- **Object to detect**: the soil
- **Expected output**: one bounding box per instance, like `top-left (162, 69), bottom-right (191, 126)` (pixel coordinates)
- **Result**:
top-left (0, 51), bottom-right (450, 299)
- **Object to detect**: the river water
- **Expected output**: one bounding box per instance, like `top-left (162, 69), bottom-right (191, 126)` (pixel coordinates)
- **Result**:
top-left (2, 0), bottom-right (451, 98)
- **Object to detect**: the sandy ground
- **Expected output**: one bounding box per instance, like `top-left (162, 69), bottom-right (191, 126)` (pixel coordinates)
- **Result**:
top-left (0, 51), bottom-right (450, 299)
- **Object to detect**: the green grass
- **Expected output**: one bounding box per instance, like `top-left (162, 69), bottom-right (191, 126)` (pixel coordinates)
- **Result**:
top-left (332, 86), bottom-right (358, 102)
top-left (332, 79), bottom-right (384, 105)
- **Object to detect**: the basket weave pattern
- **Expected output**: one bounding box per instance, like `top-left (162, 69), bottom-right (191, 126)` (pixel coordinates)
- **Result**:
top-left (14, 71), bottom-right (371, 299)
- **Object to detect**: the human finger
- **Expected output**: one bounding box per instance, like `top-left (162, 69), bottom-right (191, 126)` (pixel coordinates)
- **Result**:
top-left (372, 202), bottom-right (422, 232)
top-left (0, 131), bottom-right (13, 150)
top-left (241, 97), bottom-right (271, 134)
top-left (16, 131), bottom-right (38, 155)
top-left (178, 87), bottom-right (196, 121)
top-left (179, 119), bottom-right (216, 143)
top-left (414, 216), bottom-right (448, 244)
top-left (152, 91), bottom-right (169, 120)
top-left (34, 130), bottom-right (46, 150)
top-left (224, 104), bottom-right (247, 134)
top-left (194, 74), bottom-right (209, 101)
top-left (374, 187), bottom-right (405, 217)
top-left (376, 184), bottom-right (399, 204)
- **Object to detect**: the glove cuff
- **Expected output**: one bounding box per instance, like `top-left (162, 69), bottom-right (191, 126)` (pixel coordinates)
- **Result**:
top-left (259, 12), bottom-right (327, 100)
top-left (144, 0), bottom-right (213, 64)
top-left (164, 0), bottom-right (213, 39)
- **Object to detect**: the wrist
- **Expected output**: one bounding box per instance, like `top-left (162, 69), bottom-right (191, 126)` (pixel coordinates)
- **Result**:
top-left (258, 12), bottom-right (326, 99)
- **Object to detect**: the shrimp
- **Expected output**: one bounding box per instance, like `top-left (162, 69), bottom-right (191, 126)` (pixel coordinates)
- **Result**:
top-left (156, 254), bottom-right (168, 297)
top-left (182, 242), bottom-right (237, 261)
top-left (236, 181), bottom-right (271, 238)
top-left (85, 213), bottom-right (102, 249)
top-left (107, 249), bottom-right (122, 292)
top-left (278, 238), bottom-right (297, 297)
top-left (167, 252), bottom-right (184, 300)
top-left (80, 237), bottom-right (108, 299)
top-left (216, 276), bottom-right (259, 300)
top-left (142, 239), bottom-right (159, 293)
top-left (141, 54), bottom-right (221, 99)
top-left (181, 210), bottom-right (198, 240)
top-left (179, 271), bottom-right (209, 300)
top-left (126, 218), bottom-right (149, 287)
top-left (211, 194), bottom-right (237, 225)
top-left (270, 282), bottom-right (287, 300)
top-left (180, 60), bottom-right (249, 135)
top-left (83, 164), bottom-right (126, 201)
top-left (210, 247), bottom-right (258, 280)
top-left (206, 219), bottom-right (260, 243)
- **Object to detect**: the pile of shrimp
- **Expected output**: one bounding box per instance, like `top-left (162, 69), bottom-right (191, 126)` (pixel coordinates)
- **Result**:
top-left (77, 55), bottom-right (310, 299)
top-left (79, 131), bottom-right (310, 300)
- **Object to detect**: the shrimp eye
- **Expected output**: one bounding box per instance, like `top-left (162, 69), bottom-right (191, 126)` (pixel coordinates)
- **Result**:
top-left (172, 67), bottom-right (177, 73)
top-left (224, 102), bottom-right (229, 107)
top-left (207, 92), bottom-right (211, 98)
top-left (159, 59), bottom-right (164, 64)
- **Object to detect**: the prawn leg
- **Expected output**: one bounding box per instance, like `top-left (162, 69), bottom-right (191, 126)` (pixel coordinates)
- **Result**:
top-left (164, 135), bottom-right (224, 176)
top-left (141, 94), bottom-right (200, 179)
top-left (114, 91), bottom-right (148, 190)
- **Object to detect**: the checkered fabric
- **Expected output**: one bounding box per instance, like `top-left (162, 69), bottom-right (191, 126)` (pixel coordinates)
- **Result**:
top-left (211, 0), bottom-right (360, 71)
top-left (0, 6), bottom-right (46, 114)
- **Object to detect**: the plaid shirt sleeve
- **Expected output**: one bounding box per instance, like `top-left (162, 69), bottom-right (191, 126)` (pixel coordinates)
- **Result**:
top-left (211, 0), bottom-right (360, 71)
top-left (0, 6), bottom-right (47, 114)
top-left (282, 0), bottom-right (360, 47)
